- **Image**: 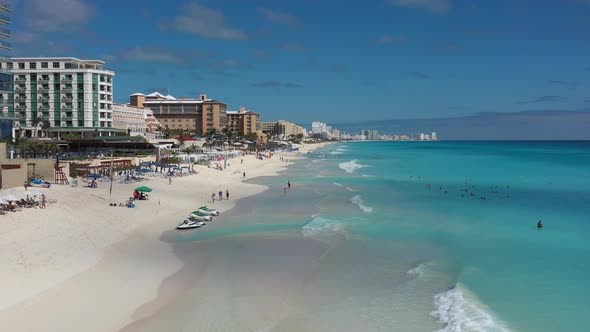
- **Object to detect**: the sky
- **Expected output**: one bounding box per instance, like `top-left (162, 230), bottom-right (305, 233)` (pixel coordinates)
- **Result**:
top-left (8, 0), bottom-right (590, 138)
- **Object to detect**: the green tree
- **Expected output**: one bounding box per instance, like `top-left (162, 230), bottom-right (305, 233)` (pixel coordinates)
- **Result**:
top-left (41, 120), bottom-right (51, 138)
top-left (31, 117), bottom-right (42, 138)
top-left (244, 132), bottom-right (259, 143)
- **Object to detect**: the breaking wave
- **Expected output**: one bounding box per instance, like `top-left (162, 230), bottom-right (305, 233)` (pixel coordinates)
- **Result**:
top-left (431, 284), bottom-right (510, 332)
top-left (301, 216), bottom-right (347, 238)
top-left (338, 159), bottom-right (369, 174)
top-left (351, 195), bottom-right (373, 213)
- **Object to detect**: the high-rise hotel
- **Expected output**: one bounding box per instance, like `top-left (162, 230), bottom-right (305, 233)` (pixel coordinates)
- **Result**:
top-left (0, 1), bottom-right (12, 138)
top-left (3, 57), bottom-right (124, 138)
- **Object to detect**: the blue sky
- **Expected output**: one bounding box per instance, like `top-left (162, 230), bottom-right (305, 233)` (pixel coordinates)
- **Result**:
top-left (9, 0), bottom-right (590, 137)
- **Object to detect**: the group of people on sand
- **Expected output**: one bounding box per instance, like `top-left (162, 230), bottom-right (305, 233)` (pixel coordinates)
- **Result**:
top-left (211, 189), bottom-right (230, 203)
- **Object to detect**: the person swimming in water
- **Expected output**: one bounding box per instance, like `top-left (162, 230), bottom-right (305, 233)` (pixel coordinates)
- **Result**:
top-left (537, 220), bottom-right (543, 228)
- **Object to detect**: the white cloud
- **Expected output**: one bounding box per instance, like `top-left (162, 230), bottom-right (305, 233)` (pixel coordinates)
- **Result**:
top-left (24, 0), bottom-right (96, 31)
top-left (388, 0), bottom-right (452, 13)
top-left (161, 3), bottom-right (247, 40)
top-left (257, 8), bottom-right (298, 26)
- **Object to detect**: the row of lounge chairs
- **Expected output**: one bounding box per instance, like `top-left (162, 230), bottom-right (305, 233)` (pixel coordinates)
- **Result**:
top-left (0, 197), bottom-right (55, 214)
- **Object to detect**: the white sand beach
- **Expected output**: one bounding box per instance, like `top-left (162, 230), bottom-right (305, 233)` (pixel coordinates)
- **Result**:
top-left (0, 143), bottom-right (331, 332)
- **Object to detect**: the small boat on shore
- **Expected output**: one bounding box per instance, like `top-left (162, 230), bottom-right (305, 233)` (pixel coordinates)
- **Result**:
top-left (177, 219), bottom-right (204, 230)
top-left (197, 206), bottom-right (220, 216)
top-left (188, 212), bottom-right (213, 221)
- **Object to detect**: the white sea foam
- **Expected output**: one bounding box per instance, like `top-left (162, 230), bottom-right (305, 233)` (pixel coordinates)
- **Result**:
top-left (338, 159), bottom-right (368, 174)
top-left (301, 216), bottom-right (346, 237)
top-left (330, 151), bottom-right (344, 155)
top-left (333, 182), bottom-right (344, 187)
top-left (351, 195), bottom-right (373, 213)
top-left (407, 262), bottom-right (429, 279)
top-left (345, 186), bottom-right (355, 192)
top-left (431, 284), bottom-right (510, 332)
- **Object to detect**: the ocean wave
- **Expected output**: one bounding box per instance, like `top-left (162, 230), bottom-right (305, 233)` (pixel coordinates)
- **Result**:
top-left (338, 159), bottom-right (368, 174)
top-left (333, 182), bottom-right (344, 187)
top-left (330, 151), bottom-right (344, 155)
top-left (301, 216), bottom-right (347, 238)
top-left (351, 195), bottom-right (373, 213)
top-left (431, 284), bottom-right (510, 332)
top-left (407, 262), bottom-right (429, 279)
top-left (345, 187), bottom-right (355, 192)
top-left (335, 147), bottom-right (350, 152)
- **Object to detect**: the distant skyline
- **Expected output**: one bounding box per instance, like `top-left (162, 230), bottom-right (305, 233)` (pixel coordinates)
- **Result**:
top-left (8, 0), bottom-right (590, 138)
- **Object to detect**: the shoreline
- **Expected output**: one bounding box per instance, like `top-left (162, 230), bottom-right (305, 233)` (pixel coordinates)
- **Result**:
top-left (0, 142), bottom-right (333, 332)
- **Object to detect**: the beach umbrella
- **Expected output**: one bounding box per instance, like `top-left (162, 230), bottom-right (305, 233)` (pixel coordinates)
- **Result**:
top-left (135, 186), bottom-right (152, 192)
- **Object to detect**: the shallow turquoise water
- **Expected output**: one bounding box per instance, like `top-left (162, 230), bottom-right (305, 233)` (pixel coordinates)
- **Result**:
top-left (308, 141), bottom-right (590, 331)
top-left (159, 141), bottom-right (590, 331)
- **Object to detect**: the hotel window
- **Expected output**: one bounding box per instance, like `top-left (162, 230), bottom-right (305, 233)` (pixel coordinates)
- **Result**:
top-left (41, 62), bottom-right (48, 69)
top-left (18, 62), bottom-right (24, 69)
top-left (30, 62), bottom-right (37, 69)
top-left (53, 62), bottom-right (60, 68)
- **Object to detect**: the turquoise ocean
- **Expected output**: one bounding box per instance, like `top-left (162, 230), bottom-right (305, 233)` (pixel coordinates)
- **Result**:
top-left (129, 141), bottom-right (590, 332)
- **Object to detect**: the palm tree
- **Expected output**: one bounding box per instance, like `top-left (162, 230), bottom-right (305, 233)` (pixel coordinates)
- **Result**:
top-left (41, 120), bottom-right (51, 138)
top-left (31, 117), bottom-right (42, 138)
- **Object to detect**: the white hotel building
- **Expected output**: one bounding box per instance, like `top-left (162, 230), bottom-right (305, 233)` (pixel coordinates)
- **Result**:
top-left (2, 57), bottom-right (124, 138)
top-left (112, 103), bottom-right (161, 138)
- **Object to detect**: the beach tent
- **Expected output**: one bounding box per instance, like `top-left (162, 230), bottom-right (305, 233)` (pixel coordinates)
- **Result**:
top-left (135, 186), bottom-right (152, 192)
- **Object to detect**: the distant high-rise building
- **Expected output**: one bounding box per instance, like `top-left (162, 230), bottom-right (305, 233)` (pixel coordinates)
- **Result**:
top-left (431, 132), bottom-right (438, 140)
top-left (0, 2), bottom-right (13, 138)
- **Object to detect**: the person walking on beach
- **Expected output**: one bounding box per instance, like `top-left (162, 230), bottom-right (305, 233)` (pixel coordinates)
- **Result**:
top-left (211, 193), bottom-right (216, 203)
top-left (284, 187), bottom-right (287, 197)
top-left (168, 177), bottom-right (172, 185)
top-left (219, 190), bottom-right (223, 201)
top-left (41, 194), bottom-right (46, 209)
top-left (288, 180), bottom-right (291, 189)
top-left (226, 189), bottom-right (230, 200)
top-left (243, 172), bottom-right (246, 178)
top-left (241, 159), bottom-right (243, 164)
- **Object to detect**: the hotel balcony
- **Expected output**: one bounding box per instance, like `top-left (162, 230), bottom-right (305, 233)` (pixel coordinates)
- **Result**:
top-left (38, 96), bottom-right (50, 102)
top-left (62, 105), bottom-right (73, 111)
top-left (38, 105), bottom-right (50, 111)
top-left (61, 78), bottom-right (73, 83)
top-left (0, 27), bottom-right (9, 37)
top-left (37, 78), bottom-right (50, 83)
top-left (0, 40), bottom-right (10, 50)
top-left (0, 14), bottom-right (9, 24)
top-left (14, 96), bottom-right (26, 102)
top-left (38, 87), bottom-right (50, 93)
top-left (61, 96), bottom-right (73, 101)
top-left (14, 78), bottom-right (26, 84)
top-left (60, 87), bottom-right (73, 92)
top-left (0, 2), bottom-right (10, 11)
